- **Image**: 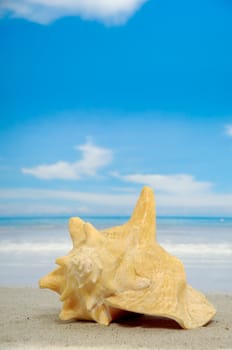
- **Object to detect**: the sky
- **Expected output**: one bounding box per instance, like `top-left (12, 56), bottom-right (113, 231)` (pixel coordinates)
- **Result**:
top-left (0, 0), bottom-right (232, 217)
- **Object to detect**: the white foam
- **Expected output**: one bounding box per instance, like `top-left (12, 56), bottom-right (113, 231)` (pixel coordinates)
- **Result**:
top-left (0, 241), bottom-right (71, 254)
top-left (0, 241), bottom-right (231, 257)
top-left (162, 242), bottom-right (232, 256)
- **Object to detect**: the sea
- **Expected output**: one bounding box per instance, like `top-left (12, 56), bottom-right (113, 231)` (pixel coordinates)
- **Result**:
top-left (0, 216), bottom-right (231, 292)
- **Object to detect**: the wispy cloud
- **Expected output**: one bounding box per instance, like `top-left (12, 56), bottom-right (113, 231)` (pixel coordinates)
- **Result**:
top-left (1, 187), bottom-right (232, 216)
top-left (0, 188), bottom-right (134, 203)
top-left (22, 140), bottom-right (113, 180)
top-left (112, 173), bottom-right (212, 194)
top-left (0, 0), bottom-right (148, 25)
top-left (0, 189), bottom-right (136, 216)
top-left (225, 124), bottom-right (232, 136)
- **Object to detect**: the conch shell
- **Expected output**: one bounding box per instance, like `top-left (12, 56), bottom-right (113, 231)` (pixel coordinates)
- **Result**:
top-left (39, 186), bottom-right (216, 329)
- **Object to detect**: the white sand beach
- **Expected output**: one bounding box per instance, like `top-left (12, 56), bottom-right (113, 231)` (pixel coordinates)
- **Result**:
top-left (0, 288), bottom-right (231, 350)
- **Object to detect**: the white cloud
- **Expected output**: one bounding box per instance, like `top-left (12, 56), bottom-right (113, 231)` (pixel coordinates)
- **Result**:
top-left (1, 187), bottom-right (232, 216)
top-left (155, 192), bottom-right (232, 216)
top-left (0, 0), bottom-right (148, 25)
top-left (225, 124), bottom-right (232, 136)
top-left (113, 173), bottom-right (212, 194)
top-left (22, 140), bottom-right (113, 180)
top-left (0, 188), bottom-right (134, 203)
top-left (0, 189), bottom-right (136, 216)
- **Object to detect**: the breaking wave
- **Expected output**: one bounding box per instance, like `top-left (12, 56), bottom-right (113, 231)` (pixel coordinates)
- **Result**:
top-left (0, 241), bottom-right (231, 257)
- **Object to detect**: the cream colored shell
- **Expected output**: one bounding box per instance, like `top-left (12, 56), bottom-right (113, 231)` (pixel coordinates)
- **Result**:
top-left (39, 186), bottom-right (216, 329)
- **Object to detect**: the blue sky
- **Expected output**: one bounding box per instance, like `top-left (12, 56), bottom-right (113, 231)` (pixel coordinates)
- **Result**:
top-left (0, 0), bottom-right (232, 216)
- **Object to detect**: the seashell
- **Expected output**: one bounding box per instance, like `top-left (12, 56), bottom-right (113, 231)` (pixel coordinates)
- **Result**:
top-left (39, 186), bottom-right (216, 329)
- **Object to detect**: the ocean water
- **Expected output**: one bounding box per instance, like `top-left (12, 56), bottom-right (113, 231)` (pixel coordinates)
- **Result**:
top-left (0, 216), bottom-right (231, 292)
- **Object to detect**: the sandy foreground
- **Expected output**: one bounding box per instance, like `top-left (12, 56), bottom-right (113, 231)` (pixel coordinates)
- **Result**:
top-left (0, 288), bottom-right (231, 350)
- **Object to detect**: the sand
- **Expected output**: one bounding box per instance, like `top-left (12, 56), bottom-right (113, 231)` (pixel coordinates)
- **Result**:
top-left (0, 288), bottom-right (231, 350)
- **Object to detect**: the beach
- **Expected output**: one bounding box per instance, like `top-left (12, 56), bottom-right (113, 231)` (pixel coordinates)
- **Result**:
top-left (0, 217), bottom-right (232, 349)
top-left (0, 287), bottom-right (232, 350)
top-left (2, 1), bottom-right (232, 348)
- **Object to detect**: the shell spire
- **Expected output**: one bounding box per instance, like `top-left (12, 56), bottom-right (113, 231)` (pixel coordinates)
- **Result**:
top-left (128, 186), bottom-right (156, 243)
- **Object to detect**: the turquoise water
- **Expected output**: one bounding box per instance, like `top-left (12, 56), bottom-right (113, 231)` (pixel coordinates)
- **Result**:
top-left (0, 216), bottom-right (231, 292)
